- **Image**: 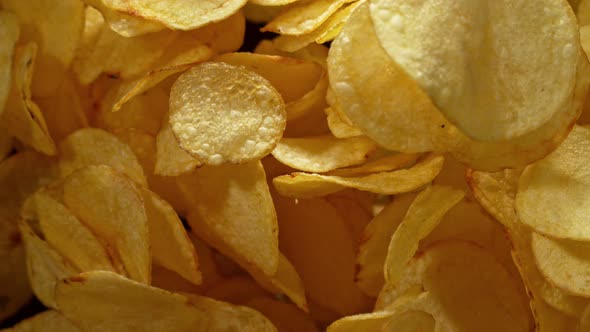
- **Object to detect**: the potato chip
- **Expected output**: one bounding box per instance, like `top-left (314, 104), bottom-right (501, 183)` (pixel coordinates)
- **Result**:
top-left (88, 0), bottom-right (247, 31)
top-left (243, 3), bottom-right (286, 24)
top-left (84, 0), bottom-right (165, 37)
top-left (581, 303), bottom-right (590, 332)
top-left (516, 125), bottom-right (590, 241)
top-left (271, 136), bottom-right (376, 173)
top-left (33, 191), bottom-right (116, 273)
top-left (18, 220), bottom-right (77, 308)
top-left (325, 190), bottom-right (373, 243)
top-left (215, 52), bottom-right (322, 103)
top-left (356, 193), bottom-right (417, 297)
top-left (177, 161), bottom-right (279, 276)
top-left (273, 194), bottom-right (372, 315)
top-left (154, 121), bottom-right (201, 176)
top-left (324, 106), bottom-right (363, 139)
top-left (245, 297), bottom-right (321, 332)
top-left (383, 310), bottom-right (436, 332)
top-left (532, 232), bottom-right (590, 297)
top-left (1, 43), bottom-right (56, 155)
top-left (205, 276), bottom-right (269, 304)
top-left (0, 226), bottom-right (31, 323)
top-left (141, 188), bottom-right (201, 285)
top-left (580, 0), bottom-right (590, 25)
top-left (55, 271), bottom-right (208, 332)
top-left (59, 128), bottom-right (147, 186)
top-left (286, 71), bottom-right (328, 122)
top-left (170, 62), bottom-right (286, 165)
top-left (273, 154), bottom-right (443, 198)
top-left (62, 165), bottom-right (150, 284)
top-left (0, 11), bottom-right (18, 117)
top-left (262, 0), bottom-right (354, 35)
top-left (249, 0), bottom-right (300, 5)
top-left (369, 0), bottom-right (579, 142)
top-left (327, 153), bottom-right (419, 177)
top-left (534, 298), bottom-right (579, 332)
top-left (254, 40), bottom-right (330, 69)
top-left (1, 0), bottom-right (84, 96)
top-left (0, 132), bottom-right (12, 163)
top-left (2, 311), bottom-right (81, 332)
top-left (385, 185), bottom-right (464, 285)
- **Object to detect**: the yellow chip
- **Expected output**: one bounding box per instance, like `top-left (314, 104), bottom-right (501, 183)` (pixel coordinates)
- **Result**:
top-left (370, 0), bottom-right (579, 142)
top-left (271, 135), bottom-right (376, 173)
top-left (262, 0), bottom-right (354, 35)
top-left (84, 0), bottom-right (165, 37)
top-left (4, 311), bottom-right (81, 332)
top-left (169, 62), bottom-right (286, 165)
top-left (327, 153), bottom-right (420, 177)
top-left (286, 71), bottom-right (328, 122)
top-left (1, 0), bottom-right (84, 97)
top-left (580, 0), bottom-right (590, 25)
top-left (325, 106), bottom-right (363, 138)
top-left (59, 128), bottom-right (147, 186)
top-left (0, 11), bottom-right (18, 116)
top-left (272, 154), bottom-right (443, 198)
top-left (1, 42), bottom-right (56, 155)
top-left (245, 297), bottom-right (320, 332)
top-left (517, 125), bottom-right (590, 241)
top-left (205, 276), bottom-right (269, 305)
top-left (62, 165), bottom-right (150, 284)
top-left (154, 121), bottom-right (201, 176)
top-left (177, 161), bottom-right (279, 276)
top-left (249, 0), bottom-right (300, 5)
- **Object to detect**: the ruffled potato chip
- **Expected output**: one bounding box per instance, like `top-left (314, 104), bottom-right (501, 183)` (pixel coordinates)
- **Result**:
top-left (263, 0), bottom-right (354, 35)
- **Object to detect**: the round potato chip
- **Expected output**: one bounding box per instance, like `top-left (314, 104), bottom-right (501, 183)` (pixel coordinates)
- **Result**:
top-left (169, 62), bottom-right (286, 165)
top-left (4, 310), bottom-right (82, 332)
top-left (369, 0), bottom-right (579, 141)
top-left (262, 0), bottom-right (353, 35)
top-left (0, 11), bottom-right (19, 117)
top-left (516, 125), bottom-right (590, 241)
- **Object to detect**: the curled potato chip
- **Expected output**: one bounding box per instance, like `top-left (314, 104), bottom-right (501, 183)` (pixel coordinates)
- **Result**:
top-left (3, 311), bottom-right (81, 332)
top-left (325, 106), bottom-right (363, 138)
top-left (271, 136), bottom-right (376, 173)
top-left (169, 62), bottom-right (286, 165)
top-left (516, 125), bottom-right (590, 241)
top-left (249, 0), bottom-right (300, 5)
top-left (1, 43), bottom-right (56, 155)
top-left (385, 185), bottom-right (464, 285)
top-left (84, 0), bottom-right (165, 37)
top-left (33, 191), bottom-right (116, 273)
top-left (532, 232), bottom-right (590, 297)
top-left (246, 297), bottom-right (320, 332)
top-left (370, 0), bottom-right (579, 142)
top-left (0, 11), bottom-right (18, 117)
top-left (286, 71), bottom-right (328, 122)
top-left (273, 154), bottom-right (443, 198)
top-left (1, 0), bottom-right (84, 96)
top-left (177, 161), bottom-right (279, 276)
top-left (205, 276), bottom-right (269, 304)
top-left (327, 153), bottom-right (419, 177)
top-left (59, 128), bottom-right (147, 186)
top-left (62, 165), bottom-right (150, 284)
top-left (262, 0), bottom-right (353, 35)
top-left (155, 121), bottom-right (201, 176)
top-left (141, 188), bottom-right (201, 285)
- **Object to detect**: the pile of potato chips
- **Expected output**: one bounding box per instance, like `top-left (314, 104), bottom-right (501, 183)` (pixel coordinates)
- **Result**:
top-left (2, 0), bottom-right (590, 330)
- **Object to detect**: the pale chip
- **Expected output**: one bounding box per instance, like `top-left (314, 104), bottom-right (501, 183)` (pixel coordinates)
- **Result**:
top-left (263, 0), bottom-right (354, 35)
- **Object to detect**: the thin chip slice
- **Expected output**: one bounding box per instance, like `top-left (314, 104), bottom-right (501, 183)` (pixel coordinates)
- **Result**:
top-left (262, 0), bottom-right (354, 35)
top-left (383, 310), bottom-right (435, 332)
top-left (62, 165), bottom-right (150, 284)
top-left (3, 311), bottom-right (81, 332)
top-left (385, 185), bottom-right (464, 285)
top-left (271, 136), bottom-right (376, 173)
top-left (516, 125), bottom-right (590, 240)
top-left (532, 232), bottom-right (590, 297)
top-left (249, 0), bottom-right (300, 5)
top-left (327, 153), bottom-right (419, 177)
top-left (141, 188), bottom-right (201, 285)
top-left (273, 154), bottom-right (443, 198)
top-left (33, 191), bottom-right (115, 273)
top-left (155, 121), bottom-right (201, 176)
top-left (1, 0), bottom-right (84, 96)
top-left (245, 297), bottom-right (321, 332)
top-left (18, 221), bottom-right (76, 309)
top-left (1, 42), bottom-right (56, 155)
top-left (169, 62), bottom-right (286, 165)
top-left (205, 277), bottom-right (269, 304)
top-left (369, 0), bottom-right (579, 142)
top-left (84, 0), bottom-right (165, 37)
top-left (59, 128), bottom-right (147, 186)
top-left (0, 11), bottom-right (18, 117)
top-left (55, 271), bottom-right (207, 332)
top-left (286, 71), bottom-right (328, 122)
top-left (325, 106), bottom-right (363, 138)
top-left (177, 161), bottom-right (279, 276)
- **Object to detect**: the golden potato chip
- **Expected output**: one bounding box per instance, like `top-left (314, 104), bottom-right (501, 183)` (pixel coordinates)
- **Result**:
top-left (262, 0), bottom-right (354, 35)
top-left (55, 271), bottom-right (208, 332)
top-left (325, 106), bottom-right (363, 139)
top-left (249, 0), bottom-right (300, 5)
top-left (149, 265), bottom-right (202, 295)
top-left (177, 161), bottom-right (279, 276)
top-left (0, 132), bottom-right (12, 163)
top-left (369, 0), bottom-right (579, 142)
top-left (534, 298), bottom-right (579, 332)
top-left (1, 0), bottom-right (84, 96)
top-left (215, 52), bottom-right (322, 103)
top-left (1, 43), bottom-right (56, 155)
top-left (33, 191), bottom-right (116, 273)
top-left (385, 185), bottom-right (464, 285)
top-left (531, 232), bottom-right (590, 297)
top-left (84, 0), bottom-right (165, 37)
top-left (273, 194), bottom-right (372, 315)
top-left (581, 303), bottom-right (590, 332)
top-left (273, 2), bottom-right (360, 52)
top-left (580, 0), bottom-right (590, 25)
top-left (169, 62), bottom-right (286, 165)
top-left (356, 193), bottom-right (417, 297)
top-left (327, 153), bottom-right (419, 177)
top-left (0, 11), bottom-right (18, 117)
top-left (325, 190), bottom-right (373, 243)
top-left (141, 188), bottom-right (201, 285)
top-left (155, 121), bottom-right (201, 176)
top-left (271, 136), bottom-right (376, 173)
top-left (272, 154), bottom-right (443, 198)
top-left (88, 0), bottom-right (247, 31)
top-left (0, 225), bottom-right (31, 323)
top-left (517, 125), bottom-right (590, 241)
top-left (205, 276), bottom-right (269, 305)
top-left (62, 165), bottom-right (150, 284)
top-left (254, 40), bottom-right (330, 69)
top-left (18, 220), bottom-right (76, 308)
top-left (3, 311), bottom-right (81, 332)
top-left (286, 71), bottom-right (328, 122)
top-left (243, 3), bottom-right (286, 24)
top-left (245, 297), bottom-right (321, 332)
top-left (383, 310), bottom-right (435, 332)
top-left (59, 128), bottom-right (147, 186)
